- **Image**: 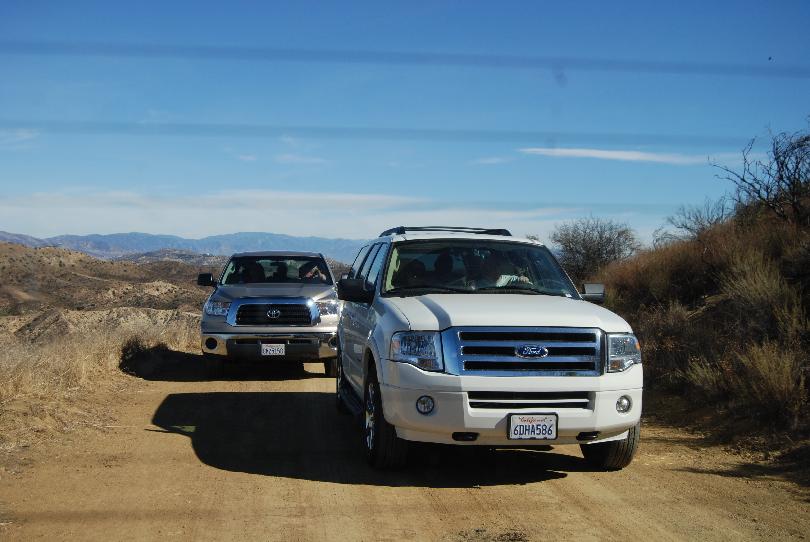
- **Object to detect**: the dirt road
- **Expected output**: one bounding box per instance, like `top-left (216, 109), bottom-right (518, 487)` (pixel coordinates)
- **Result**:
top-left (1, 358), bottom-right (808, 541)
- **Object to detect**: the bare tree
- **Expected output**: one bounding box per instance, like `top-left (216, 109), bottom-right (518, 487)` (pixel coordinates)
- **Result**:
top-left (666, 197), bottom-right (731, 238)
top-left (549, 217), bottom-right (640, 285)
top-left (715, 127), bottom-right (810, 226)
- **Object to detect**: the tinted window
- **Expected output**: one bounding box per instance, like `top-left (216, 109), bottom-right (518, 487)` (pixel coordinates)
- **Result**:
top-left (221, 256), bottom-right (332, 285)
top-left (366, 244), bottom-right (388, 286)
top-left (357, 244), bottom-right (381, 280)
top-left (349, 245), bottom-right (371, 278)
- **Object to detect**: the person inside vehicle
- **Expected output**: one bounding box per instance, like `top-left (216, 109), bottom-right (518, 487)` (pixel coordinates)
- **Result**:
top-left (243, 261), bottom-right (266, 283)
top-left (474, 252), bottom-right (530, 289)
top-left (299, 261), bottom-right (328, 283)
top-left (271, 261), bottom-right (289, 281)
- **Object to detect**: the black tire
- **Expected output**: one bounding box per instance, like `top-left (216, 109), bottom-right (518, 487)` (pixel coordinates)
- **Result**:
top-left (580, 422), bottom-right (640, 470)
top-left (323, 357), bottom-right (338, 378)
top-left (335, 353), bottom-right (350, 414)
top-left (204, 354), bottom-right (225, 379)
top-left (364, 371), bottom-right (408, 469)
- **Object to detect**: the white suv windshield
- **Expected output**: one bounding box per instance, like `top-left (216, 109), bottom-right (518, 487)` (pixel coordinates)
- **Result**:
top-left (382, 240), bottom-right (578, 297)
top-left (221, 256), bottom-right (332, 285)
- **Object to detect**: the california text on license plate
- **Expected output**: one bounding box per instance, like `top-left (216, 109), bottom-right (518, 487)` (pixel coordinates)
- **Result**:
top-left (508, 413), bottom-right (558, 440)
top-left (261, 343), bottom-right (285, 356)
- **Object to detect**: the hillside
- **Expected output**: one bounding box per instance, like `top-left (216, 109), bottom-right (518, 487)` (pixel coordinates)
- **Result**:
top-left (0, 242), bottom-right (216, 316)
top-left (1, 230), bottom-right (368, 263)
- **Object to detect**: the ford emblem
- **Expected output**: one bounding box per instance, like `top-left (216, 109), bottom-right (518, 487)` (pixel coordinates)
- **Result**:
top-left (267, 308), bottom-right (282, 319)
top-left (516, 344), bottom-right (549, 358)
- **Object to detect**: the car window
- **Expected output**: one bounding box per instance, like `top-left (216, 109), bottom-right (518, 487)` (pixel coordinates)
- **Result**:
top-left (348, 245), bottom-right (371, 278)
top-left (357, 243), bottom-right (381, 281)
top-left (366, 244), bottom-right (389, 287)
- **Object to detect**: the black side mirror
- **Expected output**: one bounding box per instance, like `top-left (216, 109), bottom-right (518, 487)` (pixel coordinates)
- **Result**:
top-left (581, 283), bottom-right (605, 304)
top-left (337, 278), bottom-right (374, 303)
top-left (197, 273), bottom-right (216, 287)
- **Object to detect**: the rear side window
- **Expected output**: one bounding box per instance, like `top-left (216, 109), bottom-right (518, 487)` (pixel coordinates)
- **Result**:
top-left (349, 245), bottom-right (371, 278)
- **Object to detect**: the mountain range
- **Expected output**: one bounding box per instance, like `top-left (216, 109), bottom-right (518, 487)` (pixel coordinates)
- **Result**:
top-left (0, 231), bottom-right (367, 263)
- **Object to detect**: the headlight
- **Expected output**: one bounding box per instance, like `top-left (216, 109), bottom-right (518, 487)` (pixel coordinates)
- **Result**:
top-left (607, 333), bottom-right (641, 372)
top-left (204, 300), bottom-right (231, 317)
top-left (316, 299), bottom-right (341, 316)
top-left (390, 331), bottom-right (444, 372)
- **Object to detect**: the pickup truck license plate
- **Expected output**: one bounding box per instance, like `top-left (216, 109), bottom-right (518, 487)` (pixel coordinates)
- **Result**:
top-left (260, 343), bottom-right (285, 356)
top-left (508, 413), bottom-right (558, 440)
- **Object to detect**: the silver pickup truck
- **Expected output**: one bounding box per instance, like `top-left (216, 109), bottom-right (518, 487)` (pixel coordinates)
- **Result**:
top-left (197, 251), bottom-right (340, 376)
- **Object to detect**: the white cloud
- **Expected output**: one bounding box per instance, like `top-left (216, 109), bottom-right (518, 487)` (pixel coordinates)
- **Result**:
top-left (471, 157), bottom-right (510, 165)
top-left (0, 129), bottom-right (39, 149)
top-left (0, 189), bottom-right (583, 240)
top-left (274, 153), bottom-right (327, 165)
top-left (519, 147), bottom-right (715, 165)
top-left (237, 154), bottom-right (257, 162)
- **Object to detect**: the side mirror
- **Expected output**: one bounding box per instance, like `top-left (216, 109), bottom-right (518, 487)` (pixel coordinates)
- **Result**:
top-left (197, 273), bottom-right (216, 287)
top-left (337, 278), bottom-right (374, 304)
top-left (581, 283), bottom-right (605, 304)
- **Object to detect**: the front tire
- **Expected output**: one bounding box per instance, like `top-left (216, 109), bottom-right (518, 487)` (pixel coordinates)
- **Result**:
top-left (364, 372), bottom-right (408, 469)
top-left (580, 422), bottom-right (640, 470)
top-left (335, 353), bottom-right (350, 414)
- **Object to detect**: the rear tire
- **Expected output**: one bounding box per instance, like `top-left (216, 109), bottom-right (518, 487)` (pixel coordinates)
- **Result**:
top-left (324, 358), bottom-right (338, 378)
top-left (580, 422), bottom-right (640, 470)
top-left (364, 371), bottom-right (408, 469)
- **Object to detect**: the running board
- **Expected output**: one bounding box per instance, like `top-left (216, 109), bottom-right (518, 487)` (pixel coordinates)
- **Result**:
top-left (339, 384), bottom-right (363, 417)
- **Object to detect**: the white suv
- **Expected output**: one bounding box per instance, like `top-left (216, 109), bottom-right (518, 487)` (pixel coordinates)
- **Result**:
top-left (335, 227), bottom-right (642, 470)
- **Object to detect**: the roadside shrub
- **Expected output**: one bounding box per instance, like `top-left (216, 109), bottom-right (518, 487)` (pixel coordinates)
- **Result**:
top-left (729, 343), bottom-right (807, 430)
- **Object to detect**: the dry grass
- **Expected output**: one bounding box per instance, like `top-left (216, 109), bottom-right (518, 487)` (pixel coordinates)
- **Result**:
top-left (0, 317), bottom-right (198, 452)
top-left (599, 213), bottom-right (810, 435)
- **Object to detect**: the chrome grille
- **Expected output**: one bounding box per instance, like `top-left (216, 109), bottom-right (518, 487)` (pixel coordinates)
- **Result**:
top-left (442, 327), bottom-right (603, 376)
top-left (235, 303), bottom-right (313, 326)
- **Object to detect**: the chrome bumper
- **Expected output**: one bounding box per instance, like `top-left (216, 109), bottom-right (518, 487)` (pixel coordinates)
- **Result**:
top-left (201, 331), bottom-right (338, 360)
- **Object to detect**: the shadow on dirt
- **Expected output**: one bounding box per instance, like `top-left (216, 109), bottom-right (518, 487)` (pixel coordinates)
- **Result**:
top-left (150, 391), bottom-right (595, 488)
top-left (119, 343), bottom-right (322, 382)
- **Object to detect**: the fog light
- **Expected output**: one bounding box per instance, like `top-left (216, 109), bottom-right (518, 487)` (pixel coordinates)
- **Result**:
top-left (416, 395), bottom-right (435, 415)
top-left (205, 338), bottom-right (218, 350)
top-left (616, 395), bottom-right (632, 413)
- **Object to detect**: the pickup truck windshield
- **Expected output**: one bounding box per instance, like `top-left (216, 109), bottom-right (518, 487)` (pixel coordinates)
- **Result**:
top-left (221, 256), bottom-right (332, 285)
top-left (381, 240), bottom-right (578, 297)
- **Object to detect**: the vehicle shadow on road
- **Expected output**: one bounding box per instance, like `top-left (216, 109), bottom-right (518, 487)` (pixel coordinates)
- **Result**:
top-left (120, 345), bottom-right (322, 382)
top-left (150, 391), bottom-right (598, 488)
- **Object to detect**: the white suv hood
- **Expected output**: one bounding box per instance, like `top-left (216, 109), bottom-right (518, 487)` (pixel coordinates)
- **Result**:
top-left (385, 294), bottom-right (632, 333)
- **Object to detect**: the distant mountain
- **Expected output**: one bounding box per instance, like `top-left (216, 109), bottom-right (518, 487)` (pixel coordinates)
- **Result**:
top-left (0, 231), bottom-right (366, 263)
top-left (0, 231), bottom-right (50, 248)
top-left (115, 249), bottom-right (229, 267)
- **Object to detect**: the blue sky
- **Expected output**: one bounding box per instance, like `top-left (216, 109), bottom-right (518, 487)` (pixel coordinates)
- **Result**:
top-left (0, 1), bottom-right (808, 243)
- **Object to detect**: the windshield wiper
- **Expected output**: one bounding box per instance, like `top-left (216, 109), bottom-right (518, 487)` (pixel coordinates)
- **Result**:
top-left (386, 284), bottom-right (472, 295)
top-left (475, 286), bottom-right (566, 296)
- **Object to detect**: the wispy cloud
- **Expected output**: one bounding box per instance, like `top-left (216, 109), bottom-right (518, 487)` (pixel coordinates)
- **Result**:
top-left (274, 153), bottom-right (327, 165)
top-left (519, 147), bottom-right (714, 165)
top-left (0, 188), bottom-right (585, 240)
top-left (0, 128), bottom-right (39, 150)
top-left (237, 154), bottom-right (257, 162)
top-left (471, 157), bottom-right (510, 165)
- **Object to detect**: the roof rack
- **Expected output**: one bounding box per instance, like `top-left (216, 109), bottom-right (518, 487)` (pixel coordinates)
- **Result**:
top-left (378, 226), bottom-right (512, 237)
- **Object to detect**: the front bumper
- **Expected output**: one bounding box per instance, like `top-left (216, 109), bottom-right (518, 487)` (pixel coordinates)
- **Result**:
top-left (380, 361), bottom-right (642, 446)
top-left (201, 331), bottom-right (338, 360)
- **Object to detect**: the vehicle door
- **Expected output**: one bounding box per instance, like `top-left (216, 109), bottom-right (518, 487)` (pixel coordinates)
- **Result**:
top-left (348, 242), bottom-right (389, 390)
top-left (340, 244), bottom-right (378, 389)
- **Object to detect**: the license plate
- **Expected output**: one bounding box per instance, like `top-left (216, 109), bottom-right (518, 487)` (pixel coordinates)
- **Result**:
top-left (507, 413), bottom-right (558, 440)
top-left (260, 343), bottom-right (285, 356)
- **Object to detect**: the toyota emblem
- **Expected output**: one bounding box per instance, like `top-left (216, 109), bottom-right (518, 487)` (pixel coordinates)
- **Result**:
top-left (267, 308), bottom-right (282, 319)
